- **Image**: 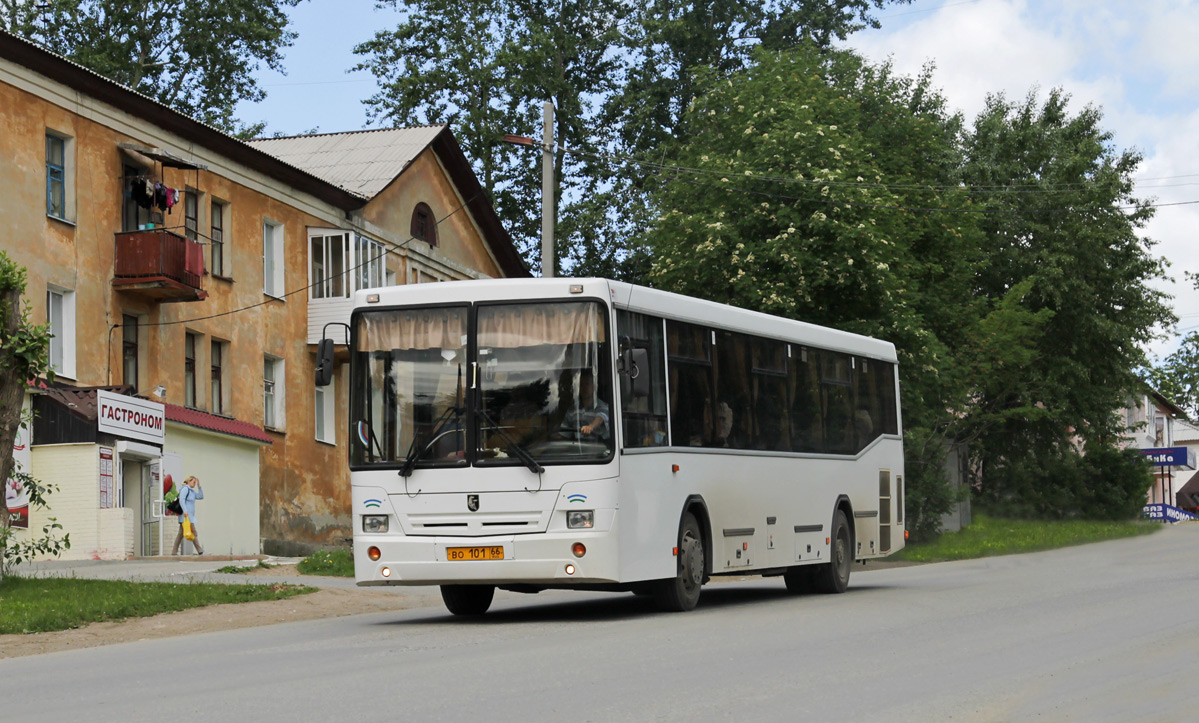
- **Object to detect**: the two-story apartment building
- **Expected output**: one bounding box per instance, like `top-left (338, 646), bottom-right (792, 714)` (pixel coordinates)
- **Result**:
top-left (1, 29), bottom-right (527, 558)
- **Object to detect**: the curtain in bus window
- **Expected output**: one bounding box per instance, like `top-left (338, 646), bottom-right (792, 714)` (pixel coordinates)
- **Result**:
top-left (752, 337), bottom-right (789, 452)
top-left (789, 346), bottom-right (823, 453)
top-left (479, 303), bottom-right (606, 349)
top-left (822, 352), bottom-right (856, 455)
top-left (715, 331), bottom-right (751, 449)
top-left (358, 307), bottom-right (467, 351)
top-left (616, 310), bottom-right (668, 448)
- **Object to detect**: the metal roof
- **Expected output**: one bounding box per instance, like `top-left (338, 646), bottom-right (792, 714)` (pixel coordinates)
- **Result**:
top-left (246, 126), bottom-right (446, 199)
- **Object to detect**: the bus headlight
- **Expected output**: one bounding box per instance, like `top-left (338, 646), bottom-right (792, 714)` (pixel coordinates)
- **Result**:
top-left (363, 515), bottom-right (389, 533)
top-left (567, 510), bottom-right (594, 529)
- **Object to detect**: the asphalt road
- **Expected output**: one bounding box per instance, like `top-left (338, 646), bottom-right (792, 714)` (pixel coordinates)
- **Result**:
top-left (4, 525), bottom-right (1197, 722)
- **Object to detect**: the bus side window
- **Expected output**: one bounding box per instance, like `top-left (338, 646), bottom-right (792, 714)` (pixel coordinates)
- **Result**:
top-left (617, 310), bottom-right (668, 448)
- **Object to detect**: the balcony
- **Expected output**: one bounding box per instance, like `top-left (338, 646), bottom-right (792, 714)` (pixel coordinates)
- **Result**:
top-left (113, 230), bottom-right (208, 303)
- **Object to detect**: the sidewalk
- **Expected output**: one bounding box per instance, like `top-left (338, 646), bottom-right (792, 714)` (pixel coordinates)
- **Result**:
top-left (19, 556), bottom-right (445, 606)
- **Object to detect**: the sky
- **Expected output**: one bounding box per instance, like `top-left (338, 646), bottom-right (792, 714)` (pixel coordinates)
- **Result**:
top-left (235, 0), bottom-right (1199, 363)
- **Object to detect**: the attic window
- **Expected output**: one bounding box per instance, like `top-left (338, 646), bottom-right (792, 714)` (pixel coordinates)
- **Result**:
top-left (411, 202), bottom-right (437, 247)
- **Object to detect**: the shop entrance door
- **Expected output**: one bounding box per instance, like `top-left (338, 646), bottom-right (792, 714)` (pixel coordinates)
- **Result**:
top-left (140, 461), bottom-right (163, 556)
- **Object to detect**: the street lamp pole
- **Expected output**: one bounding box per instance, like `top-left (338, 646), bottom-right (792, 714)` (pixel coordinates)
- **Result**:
top-left (541, 101), bottom-right (554, 278)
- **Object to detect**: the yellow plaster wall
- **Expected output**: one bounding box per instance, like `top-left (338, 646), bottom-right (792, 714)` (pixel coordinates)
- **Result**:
top-left (360, 149), bottom-right (504, 279)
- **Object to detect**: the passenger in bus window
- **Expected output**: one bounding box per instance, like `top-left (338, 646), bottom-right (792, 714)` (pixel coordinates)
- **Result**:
top-left (559, 369), bottom-right (611, 440)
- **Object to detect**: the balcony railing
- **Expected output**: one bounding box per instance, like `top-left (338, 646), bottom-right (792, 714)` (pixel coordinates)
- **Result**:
top-left (113, 229), bottom-right (208, 302)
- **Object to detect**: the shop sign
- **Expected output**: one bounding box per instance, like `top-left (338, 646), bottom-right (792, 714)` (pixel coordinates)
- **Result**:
top-left (97, 390), bottom-right (164, 445)
top-left (1140, 446), bottom-right (1196, 469)
top-left (1142, 503), bottom-right (1198, 522)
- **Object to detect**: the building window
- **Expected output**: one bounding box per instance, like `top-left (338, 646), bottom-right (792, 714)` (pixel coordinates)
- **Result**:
top-left (411, 202), bottom-right (437, 246)
top-left (211, 340), bottom-right (226, 414)
top-left (122, 164), bottom-right (160, 232)
top-left (210, 200), bottom-right (227, 276)
top-left (184, 188), bottom-right (199, 241)
top-left (185, 332), bottom-right (198, 407)
top-left (263, 220), bottom-right (284, 296)
top-left (46, 134), bottom-right (66, 218)
top-left (264, 355), bottom-right (284, 428)
top-left (309, 230), bottom-right (348, 299)
top-left (46, 286), bottom-right (76, 378)
top-left (122, 314), bottom-right (139, 390)
top-left (356, 235), bottom-right (385, 290)
top-left (315, 375), bottom-right (335, 444)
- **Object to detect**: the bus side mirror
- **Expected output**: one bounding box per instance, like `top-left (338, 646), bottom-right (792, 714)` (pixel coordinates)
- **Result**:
top-left (620, 348), bottom-right (649, 399)
top-left (315, 338), bottom-right (335, 387)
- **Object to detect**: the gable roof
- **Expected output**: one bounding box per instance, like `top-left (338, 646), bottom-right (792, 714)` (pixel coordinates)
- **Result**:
top-left (247, 126), bottom-right (445, 198)
top-left (249, 126), bottom-right (529, 277)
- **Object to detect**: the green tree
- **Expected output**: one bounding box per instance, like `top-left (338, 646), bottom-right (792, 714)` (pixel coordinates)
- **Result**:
top-left (642, 46), bottom-right (979, 539)
top-left (960, 89), bottom-right (1173, 514)
top-left (1147, 332), bottom-right (1199, 420)
top-left (0, 0), bottom-right (302, 136)
top-left (354, 0), bottom-right (626, 273)
top-left (352, 0), bottom-right (909, 275)
top-left (0, 252), bottom-right (69, 579)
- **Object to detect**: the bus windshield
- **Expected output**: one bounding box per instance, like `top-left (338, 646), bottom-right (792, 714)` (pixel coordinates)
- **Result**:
top-left (350, 301), bottom-right (612, 470)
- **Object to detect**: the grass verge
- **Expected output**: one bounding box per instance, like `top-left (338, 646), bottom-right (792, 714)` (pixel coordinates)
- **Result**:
top-left (0, 576), bottom-right (315, 635)
top-left (890, 513), bottom-right (1160, 563)
top-left (297, 548), bottom-right (354, 577)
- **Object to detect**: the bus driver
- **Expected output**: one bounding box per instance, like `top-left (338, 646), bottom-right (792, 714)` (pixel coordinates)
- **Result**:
top-left (559, 369), bottom-right (610, 440)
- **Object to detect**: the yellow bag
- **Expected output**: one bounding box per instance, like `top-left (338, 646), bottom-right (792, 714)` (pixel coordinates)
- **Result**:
top-left (182, 514), bottom-right (195, 541)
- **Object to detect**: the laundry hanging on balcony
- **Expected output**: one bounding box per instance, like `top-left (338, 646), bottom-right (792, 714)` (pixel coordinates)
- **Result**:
top-left (128, 178), bottom-right (179, 213)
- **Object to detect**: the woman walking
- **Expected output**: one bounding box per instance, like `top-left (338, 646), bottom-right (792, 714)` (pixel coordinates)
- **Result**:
top-left (171, 475), bottom-right (205, 555)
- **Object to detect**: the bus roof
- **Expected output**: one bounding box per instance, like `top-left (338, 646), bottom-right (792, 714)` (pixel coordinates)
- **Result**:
top-left (355, 277), bottom-right (898, 363)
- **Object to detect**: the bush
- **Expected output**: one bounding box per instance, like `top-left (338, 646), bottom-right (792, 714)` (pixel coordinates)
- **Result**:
top-left (978, 444), bottom-right (1153, 520)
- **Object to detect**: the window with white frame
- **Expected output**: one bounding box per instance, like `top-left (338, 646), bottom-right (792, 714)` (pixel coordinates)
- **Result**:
top-left (309, 230), bottom-right (385, 298)
top-left (356, 234), bottom-right (385, 290)
top-left (315, 373), bottom-right (335, 444)
top-left (263, 220), bottom-right (284, 296)
top-left (309, 230), bottom-right (349, 299)
top-left (46, 286), bottom-right (76, 378)
top-left (264, 355), bottom-right (284, 428)
top-left (46, 131), bottom-right (73, 221)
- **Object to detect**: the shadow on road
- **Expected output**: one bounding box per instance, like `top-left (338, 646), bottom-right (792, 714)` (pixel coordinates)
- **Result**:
top-left (371, 579), bottom-right (896, 626)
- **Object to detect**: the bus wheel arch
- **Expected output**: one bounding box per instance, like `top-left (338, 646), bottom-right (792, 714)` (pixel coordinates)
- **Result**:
top-left (684, 495), bottom-right (713, 583)
top-left (811, 499), bottom-right (853, 594)
top-left (653, 497), bottom-right (709, 612)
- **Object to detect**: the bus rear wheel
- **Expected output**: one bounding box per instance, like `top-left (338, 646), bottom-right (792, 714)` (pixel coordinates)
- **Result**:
top-left (654, 512), bottom-right (705, 612)
top-left (440, 584), bottom-right (495, 615)
top-left (811, 510), bottom-right (852, 594)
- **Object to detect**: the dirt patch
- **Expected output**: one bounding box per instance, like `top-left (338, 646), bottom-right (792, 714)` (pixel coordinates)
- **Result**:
top-left (0, 584), bottom-right (415, 660)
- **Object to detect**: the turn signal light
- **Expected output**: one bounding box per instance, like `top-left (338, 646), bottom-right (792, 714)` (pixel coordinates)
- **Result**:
top-left (368, 546), bottom-right (381, 561)
top-left (572, 542), bottom-right (586, 558)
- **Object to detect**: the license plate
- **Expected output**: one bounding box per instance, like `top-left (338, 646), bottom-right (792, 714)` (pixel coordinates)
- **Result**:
top-left (446, 546), bottom-right (504, 561)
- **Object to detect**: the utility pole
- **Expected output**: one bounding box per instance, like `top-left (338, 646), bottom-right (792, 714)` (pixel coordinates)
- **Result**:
top-left (502, 101), bottom-right (556, 277)
top-left (541, 101), bottom-right (554, 278)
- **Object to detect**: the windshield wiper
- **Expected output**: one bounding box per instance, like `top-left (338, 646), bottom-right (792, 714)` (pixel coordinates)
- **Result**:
top-left (399, 403), bottom-right (464, 478)
top-left (477, 407), bottom-right (544, 475)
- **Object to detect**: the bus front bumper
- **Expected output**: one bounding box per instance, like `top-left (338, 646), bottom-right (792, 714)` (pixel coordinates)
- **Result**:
top-left (354, 531), bottom-right (619, 586)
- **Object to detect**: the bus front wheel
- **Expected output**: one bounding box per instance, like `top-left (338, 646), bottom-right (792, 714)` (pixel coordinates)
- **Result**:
top-left (811, 510), bottom-right (852, 594)
top-left (654, 512), bottom-right (705, 612)
top-left (440, 584), bottom-right (495, 615)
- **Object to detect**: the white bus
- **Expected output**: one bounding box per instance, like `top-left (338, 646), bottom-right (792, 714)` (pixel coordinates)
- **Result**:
top-left (319, 277), bottom-right (904, 615)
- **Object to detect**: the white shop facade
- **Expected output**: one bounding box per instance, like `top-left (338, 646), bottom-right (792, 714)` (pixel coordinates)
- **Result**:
top-left (21, 386), bottom-right (269, 559)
